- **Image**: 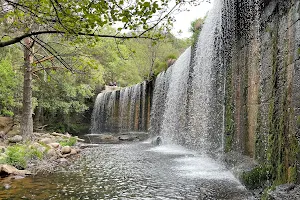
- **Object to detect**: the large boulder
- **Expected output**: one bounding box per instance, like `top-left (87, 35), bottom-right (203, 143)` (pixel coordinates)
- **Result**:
top-left (0, 164), bottom-right (17, 174)
top-left (8, 135), bottom-right (23, 143)
top-left (0, 164), bottom-right (31, 177)
top-left (61, 146), bottom-right (71, 154)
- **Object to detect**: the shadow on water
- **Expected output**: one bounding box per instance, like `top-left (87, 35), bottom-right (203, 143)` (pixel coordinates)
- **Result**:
top-left (0, 142), bottom-right (253, 200)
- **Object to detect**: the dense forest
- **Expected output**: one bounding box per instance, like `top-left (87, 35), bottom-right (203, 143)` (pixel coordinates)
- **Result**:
top-left (0, 32), bottom-right (191, 133)
top-left (0, 0), bottom-right (202, 135)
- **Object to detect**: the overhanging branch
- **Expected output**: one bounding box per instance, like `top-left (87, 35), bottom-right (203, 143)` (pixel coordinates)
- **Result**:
top-left (0, 30), bottom-right (157, 47)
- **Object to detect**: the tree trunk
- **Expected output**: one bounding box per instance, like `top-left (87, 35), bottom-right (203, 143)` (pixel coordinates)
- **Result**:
top-left (21, 37), bottom-right (33, 139)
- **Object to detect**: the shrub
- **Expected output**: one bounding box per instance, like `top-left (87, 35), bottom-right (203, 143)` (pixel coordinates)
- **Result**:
top-left (6, 144), bottom-right (27, 169)
top-left (5, 144), bottom-right (45, 169)
top-left (59, 137), bottom-right (77, 147)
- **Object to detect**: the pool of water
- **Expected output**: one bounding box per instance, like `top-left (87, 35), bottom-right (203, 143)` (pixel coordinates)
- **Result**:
top-left (0, 142), bottom-right (253, 200)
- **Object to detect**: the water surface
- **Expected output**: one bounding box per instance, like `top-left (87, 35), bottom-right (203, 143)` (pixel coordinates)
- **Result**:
top-left (0, 143), bottom-right (253, 200)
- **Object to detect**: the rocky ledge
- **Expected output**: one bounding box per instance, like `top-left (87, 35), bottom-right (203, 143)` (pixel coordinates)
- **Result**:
top-left (0, 132), bottom-right (86, 178)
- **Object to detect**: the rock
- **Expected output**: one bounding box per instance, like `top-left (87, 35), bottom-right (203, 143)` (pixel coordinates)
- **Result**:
top-left (0, 146), bottom-right (6, 153)
top-left (70, 148), bottom-right (77, 155)
top-left (61, 146), bottom-right (71, 154)
top-left (3, 183), bottom-right (11, 190)
top-left (0, 117), bottom-right (13, 134)
top-left (37, 146), bottom-right (47, 153)
top-left (33, 132), bottom-right (42, 137)
top-left (118, 134), bottom-right (137, 141)
top-left (0, 164), bottom-right (17, 175)
top-left (75, 148), bottom-right (81, 153)
top-left (12, 175), bottom-right (25, 180)
top-left (8, 135), bottom-right (23, 143)
top-left (79, 143), bottom-right (100, 149)
top-left (46, 149), bottom-right (57, 157)
top-left (0, 164), bottom-right (31, 176)
top-left (75, 136), bottom-right (85, 142)
top-left (118, 135), bottom-right (131, 141)
top-left (65, 132), bottom-right (71, 137)
top-left (39, 137), bottom-right (53, 144)
top-left (99, 134), bottom-right (117, 141)
top-left (152, 136), bottom-right (162, 146)
top-left (49, 143), bottom-right (60, 149)
top-left (14, 170), bottom-right (32, 176)
top-left (50, 132), bottom-right (64, 137)
top-left (58, 158), bottom-right (68, 163)
top-left (49, 156), bottom-right (57, 161)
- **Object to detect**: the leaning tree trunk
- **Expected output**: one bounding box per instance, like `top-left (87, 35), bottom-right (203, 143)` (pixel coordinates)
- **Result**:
top-left (21, 37), bottom-right (33, 139)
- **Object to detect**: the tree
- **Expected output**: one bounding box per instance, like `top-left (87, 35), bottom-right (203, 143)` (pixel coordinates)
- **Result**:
top-left (0, 0), bottom-right (205, 137)
top-left (20, 37), bottom-right (34, 138)
top-left (189, 17), bottom-right (206, 45)
top-left (0, 0), bottom-right (204, 47)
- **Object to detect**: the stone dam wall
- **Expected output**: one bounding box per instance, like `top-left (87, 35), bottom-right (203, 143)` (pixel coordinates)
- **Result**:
top-left (91, 0), bottom-right (300, 186)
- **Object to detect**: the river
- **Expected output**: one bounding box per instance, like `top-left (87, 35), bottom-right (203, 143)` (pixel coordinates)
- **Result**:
top-left (1, 142), bottom-right (253, 200)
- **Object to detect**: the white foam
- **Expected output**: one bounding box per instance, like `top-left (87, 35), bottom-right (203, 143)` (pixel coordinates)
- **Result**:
top-left (148, 144), bottom-right (197, 155)
top-left (173, 156), bottom-right (239, 181)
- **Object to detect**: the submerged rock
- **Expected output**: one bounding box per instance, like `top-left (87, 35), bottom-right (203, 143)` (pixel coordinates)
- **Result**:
top-left (8, 135), bottom-right (23, 143)
top-left (118, 135), bottom-right (131, 141)
top-left (118, 134), bottom-right (139, 141)
top-left (99, 134), bottom-right (118, 142)
top-left (152, 136), bottom-right (162, 146)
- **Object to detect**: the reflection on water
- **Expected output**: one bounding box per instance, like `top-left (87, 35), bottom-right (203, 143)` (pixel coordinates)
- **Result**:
top-left (0, 143), bottom-right (253, 200)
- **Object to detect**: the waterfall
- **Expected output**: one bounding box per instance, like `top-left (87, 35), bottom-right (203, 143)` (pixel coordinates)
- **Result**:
top-left (187, 1), bottom-right (224, 153)
top-left (149, 1), bottom-right (224, 154)
top-left (91, 1), bottom-right (225, 154)
top-left (160, 48), bottom-right (191, 145)
top-left (149, 72), bottom-right (166, 136)
top-left (91, 82), bottom-right (149, 134)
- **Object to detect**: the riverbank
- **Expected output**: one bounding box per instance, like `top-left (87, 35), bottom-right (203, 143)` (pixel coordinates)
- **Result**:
top-left (0, 131), bottom-right (84, 182)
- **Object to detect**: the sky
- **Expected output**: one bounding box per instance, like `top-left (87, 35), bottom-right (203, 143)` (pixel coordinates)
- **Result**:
top-left (171, 1), bottom-right (214, 38)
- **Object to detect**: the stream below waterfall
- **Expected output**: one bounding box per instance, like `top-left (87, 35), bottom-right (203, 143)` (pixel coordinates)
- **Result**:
top-left (0, 142), bottom-right (253, 200)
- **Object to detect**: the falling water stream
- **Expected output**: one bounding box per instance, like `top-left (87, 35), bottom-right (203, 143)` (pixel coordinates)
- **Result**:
top-left (1, 1), bottom-right (257, 199)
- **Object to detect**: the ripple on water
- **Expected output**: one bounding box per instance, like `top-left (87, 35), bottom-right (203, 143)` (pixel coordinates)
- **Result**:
top-left (0, 143), bottom-right (253, 200)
